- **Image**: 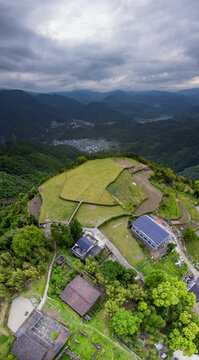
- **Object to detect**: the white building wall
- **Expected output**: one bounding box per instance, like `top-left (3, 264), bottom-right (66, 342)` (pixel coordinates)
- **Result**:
top-left (131, 224), bottom-right (159, 250)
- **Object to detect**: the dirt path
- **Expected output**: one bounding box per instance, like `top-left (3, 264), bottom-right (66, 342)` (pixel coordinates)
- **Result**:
top-left (84, 227), bottom-right (144, 281)
top-left (0, 301), bottom-right (9, 335)
top-left (37, 243), bottom-right (57, 311)
top-left (172, 200), bottom-right (190, 225)
top-left (133, 171), bottom-right (162, 216)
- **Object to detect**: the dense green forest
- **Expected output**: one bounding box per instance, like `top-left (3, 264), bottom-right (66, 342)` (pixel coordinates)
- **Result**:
top-left (0, 141), bottom-right (83, 219)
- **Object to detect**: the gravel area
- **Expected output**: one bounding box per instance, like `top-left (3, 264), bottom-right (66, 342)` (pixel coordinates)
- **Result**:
top-left (8, 296), bottom-right (34, 333)
top-left (174, 350), bottom-right (199, 359)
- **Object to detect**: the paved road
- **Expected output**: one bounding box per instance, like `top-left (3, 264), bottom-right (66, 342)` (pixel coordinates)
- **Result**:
top-left (84, 227), bottom-right (144, 281)
top-left (37, 242), bottom-right (57, 311)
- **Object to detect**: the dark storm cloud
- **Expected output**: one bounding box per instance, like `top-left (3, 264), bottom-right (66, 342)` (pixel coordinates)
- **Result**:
top-left (0, 0), bottom-right (199, 91)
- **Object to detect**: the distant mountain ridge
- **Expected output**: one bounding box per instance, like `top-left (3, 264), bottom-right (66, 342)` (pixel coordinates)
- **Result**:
top-left (0, 88), bottom-right (199, 179)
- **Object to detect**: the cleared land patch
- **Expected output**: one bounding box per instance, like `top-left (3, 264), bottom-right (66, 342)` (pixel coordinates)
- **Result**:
top-left (60, 158), bottom-right (138, 205)
top-left (108, 169), bottom-right (146, 212)
top-left (101, 217), bottom-right (145, 267)
top-left (133, 170), bottom-right (162, 215)
top-left (40, 172), bottom-right (77, 223)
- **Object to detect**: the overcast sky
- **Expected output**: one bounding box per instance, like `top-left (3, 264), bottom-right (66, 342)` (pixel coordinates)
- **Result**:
top-left (0, 0), bottom-right (199, 92)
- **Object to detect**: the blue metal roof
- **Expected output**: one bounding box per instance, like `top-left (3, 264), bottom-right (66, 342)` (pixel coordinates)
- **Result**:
top-left (133, 215), bottom-right (169, 245)
top-left (76, 237), bottom-right (93, 251)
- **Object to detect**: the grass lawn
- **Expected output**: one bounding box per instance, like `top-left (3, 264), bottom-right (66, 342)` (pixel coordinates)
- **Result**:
top-left (60, 158), bottom-right (138, 205)
top-left (23, 275), bottom-right (47, 300)
top-left (185, 240), bottom-right (199, 262)
top-left (154, 253), bottom-right (187, 279)
top-left (75, 203), bottom-right (127, 227)
top-left (108, 169), bottom-right (146, 212)
top-left (69, 332), bottom-right (97, 360)
top-left (101, 216), bottom-right (145, 267)
top-left (40, 172), bottom-right (77, 223)
top-left (178, 194), bottom-right (199, 220)
top-left (159, 190), bottom-right (181, 220)
top-left (43, 297), bottom-right (136, 360)
top-left (137, 252), bottom-right (187, 279)
top-left (0, 334), bottom-right (14, 358)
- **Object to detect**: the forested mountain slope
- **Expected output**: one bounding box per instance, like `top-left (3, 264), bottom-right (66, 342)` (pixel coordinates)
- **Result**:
top-left (0, 142), bottom-right (83, 207)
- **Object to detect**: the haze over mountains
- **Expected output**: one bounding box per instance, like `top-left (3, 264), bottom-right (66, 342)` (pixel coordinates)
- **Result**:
top-left (0, 88), bottom-right (199, 179)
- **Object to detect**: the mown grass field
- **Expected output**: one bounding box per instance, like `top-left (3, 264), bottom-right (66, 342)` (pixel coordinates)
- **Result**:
top-left (40, 157), bottom-right (143, 224)
top-left (75, 203), bottom-right (127, 227)
top-left (101, 217), bottom-right (145, 267)
top-left (43, 297), bottom-right (136, 360)
top-left (108, 169), bottom-right (146, 212)
top-left (185, 240), bottom-right (199, 262)
top-left (60, 158), bottom-right (139, 205)
top-left (40, 172), bottom-right (77, 223)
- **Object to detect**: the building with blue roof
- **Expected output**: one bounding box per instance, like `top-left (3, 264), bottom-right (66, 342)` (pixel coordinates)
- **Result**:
top-left (131, 215), bottom-right (170, 251)
top-left (70, 236), bottom-right (103, 261)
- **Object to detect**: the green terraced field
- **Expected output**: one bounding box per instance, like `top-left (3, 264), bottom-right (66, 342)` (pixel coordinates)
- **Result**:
top-left (60, 158), bottom-right (139, 205)
top-left (108, 169), bottom-right (146, 212)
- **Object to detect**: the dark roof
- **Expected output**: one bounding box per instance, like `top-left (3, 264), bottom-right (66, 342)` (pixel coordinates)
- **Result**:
top-left (12, 310), bottom-right (72, 360)
top-left (60, 275), bottom-right (100, 316)
top-left (133, 215), bottom-right (169, 246)
top-left (188, 278), bottom-right (199, 302)
top-left (88, 245), bottom-right (102, 258)
top-left (76, 237), bottom-right (93, 251)
top-left (11, 334), bottom-right (46, 360)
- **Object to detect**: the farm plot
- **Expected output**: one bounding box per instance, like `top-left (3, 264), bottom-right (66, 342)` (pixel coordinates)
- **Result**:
top-left (39, 172), bottom-right (77, 223)
top-left (133, 170), bottom-right (162, 215)
top-left (60, 158), bottom-right (133, 205)
top-left (101, 217), bottom-right (145, 267)
top-left (108, 169), bottom-right (146, 212)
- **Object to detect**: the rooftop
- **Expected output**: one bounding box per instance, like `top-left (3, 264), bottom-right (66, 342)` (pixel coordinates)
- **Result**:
top-left (188, 278), bottom-right (199, 303)
top-left (133, 215), bottom-right (169, 246)
top-left (76, 237), bottom-right (93, 251)
top-left (11, 310), bottom-right (72, 360)
top-left (60, 275), bottom-right (100, 316)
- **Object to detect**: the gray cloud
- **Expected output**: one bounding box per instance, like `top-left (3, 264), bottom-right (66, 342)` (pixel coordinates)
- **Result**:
top-left (0, 0), bottom-right (199, 91)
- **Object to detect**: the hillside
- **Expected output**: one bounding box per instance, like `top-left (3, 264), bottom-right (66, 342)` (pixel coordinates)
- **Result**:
top-left (0, 142), bottom-right (83, 207)
top-left (0, 89), bottom-right (199, 179)
top-left (0, 90), bottom-right (71, 143)
top-left (1, 154), bottom-right (199, 360)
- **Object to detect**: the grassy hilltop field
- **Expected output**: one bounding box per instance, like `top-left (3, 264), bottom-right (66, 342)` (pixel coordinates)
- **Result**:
top-left (40, 157), bottom-right (146, 225)
top-left (39, 156), bottom-right (199, 270)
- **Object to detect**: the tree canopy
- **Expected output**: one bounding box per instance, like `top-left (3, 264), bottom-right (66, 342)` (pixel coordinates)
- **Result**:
top-left (12, 225), bottom-right (45, 257)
